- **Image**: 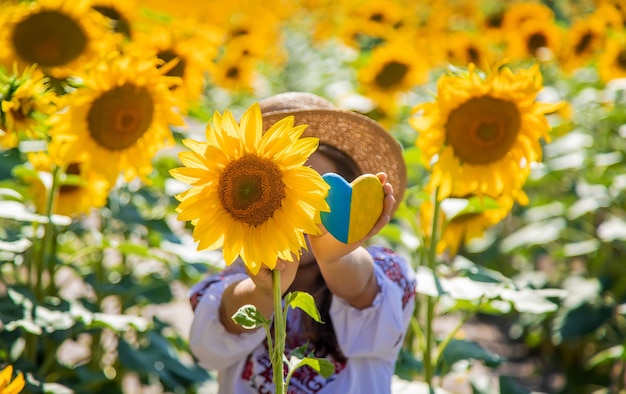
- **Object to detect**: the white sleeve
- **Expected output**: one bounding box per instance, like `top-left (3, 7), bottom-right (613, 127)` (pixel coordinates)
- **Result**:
top-left (330, 248), bottom-right (416, 361)
top-left (188, 272), bottom-right (267, 371)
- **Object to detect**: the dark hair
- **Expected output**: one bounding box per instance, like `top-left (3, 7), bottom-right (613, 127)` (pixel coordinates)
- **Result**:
top-left (316, 143), bottom-right (361, 182)
top-left (299, 143), bottom-right (361, 363)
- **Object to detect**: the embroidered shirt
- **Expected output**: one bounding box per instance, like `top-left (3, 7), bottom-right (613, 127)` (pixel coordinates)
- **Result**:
top-left (188, 245), bottom-right (417, 394)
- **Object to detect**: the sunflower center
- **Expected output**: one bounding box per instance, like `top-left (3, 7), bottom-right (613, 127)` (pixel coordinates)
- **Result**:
top-left (87, 84), bottom-right (154, 151)
top-left (467, 46), bottom-right (480, 65)
top-left (369, 13), bottom-right (384, 22)
top-left (92, 6), bottom-right (131, 37)
top-left (527, 33), bottom-right (547, 55)
top-left (575, 32), bottom-right (593, 55)
top-left (157, 50), bottom-right (186, 78)
top-left (446, 96), bottom-right (521, 165)
top-left (11, 97), bottom-right (33, 121)
top-left (617, 49), bottom-right (626, 70)
top-left (375, 61), bottom-right (409, 90)
top-left (226, 66), bottom-right (240, 79)
top-left (60, 163), bottom-right (81, 194)
top-left (219, 155), bottom-right (285, 227)
top-left (12, 10), bottom-right (87, 68)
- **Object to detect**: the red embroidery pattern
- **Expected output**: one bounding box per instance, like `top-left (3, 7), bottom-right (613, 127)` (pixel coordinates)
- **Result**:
top-left (368, 245), bottom-right (417, 308)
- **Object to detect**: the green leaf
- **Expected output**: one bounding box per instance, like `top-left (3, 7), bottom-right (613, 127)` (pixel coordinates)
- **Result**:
top-left (440, 339), bottom-right (502, 370)
top-left (500, 218), bottom-right (566, 253)
top-left (498, 375), bottom-right (531, 394)
top-left (90, 313), bottom-right (150, 332)
top-left (499, 288), bottom-right (561, 314)
top-left (291, 357), bottom-right (335, 379)
top-left (0, 200), bottom-right (71, 226)
top-left (440, 196), bottom-right (500, 221)
top-left (4, 318), bottom-right (42, 334)
top-left (232, 304), bottom-right (270, 329)
top-left (453, 256), bottom-right (512, 284)
top-left (586, 345), bottom-right (624, 369)
top-left (553, 302), bottom-right (613, 341)
top-left (561, 239), bottom-right (600, 257)
top-left (117, 242), bottom-right (149, 257)
top-left (395, 348), bottom-right (423, 380)
top-left (34, 305), bottom-right (75, 332)
top-left (284, 291), bottom-right (323, 323)
top-left (0, 187), bottom-right (23, 201)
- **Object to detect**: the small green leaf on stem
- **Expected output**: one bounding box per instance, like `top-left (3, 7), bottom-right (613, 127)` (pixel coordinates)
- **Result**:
top-left (232, 304), bottom-right (270, 330)
top-left (284, 291), bottom-right (323, 323)
top-left (292, 357), bottom-right (335, 378)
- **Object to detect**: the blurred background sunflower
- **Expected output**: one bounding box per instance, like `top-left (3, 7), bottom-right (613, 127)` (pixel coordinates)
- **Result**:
top-left (50, 53), bottom-right (183, 184)
top-left (411, 64), bottom-right (560, 204)
top-left (0, 0), bottom-right (116, 78)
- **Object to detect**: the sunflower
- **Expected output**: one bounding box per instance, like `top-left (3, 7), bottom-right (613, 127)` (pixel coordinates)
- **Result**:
top-left (503, 18), bottom-right (563, 62)
top-left (420, 194), bottom-right (514, 256)
top-left (559, 16), bottom-right (608, 73)
top-left (0, 0), bottom-right (115, 78)
top-left (26, 143), bottom-right (110, 217)
top-left (500, 2), bottom-right (554, 31)
top-left (169, 103), bottom-right (330, 275)
top-left (0, 365), bottom-right (24, 394)
top-left (598, 34), bottom-right (626, 83)
top-left (410, 63), bottom-right (559, 203)
top-left (358, 35), bottom-right (429, 115)
top-left (209, 47), bottom-right (258, 93)
top-left (125, 16), bottom-right (222, 105)
top-left (0, 65), bottom-right (57, 149)
top-left (441, 31), bottom-right (493, 69)
top-left (50, 53), bottom-right (183, 184)
top-left (91, 0), bottom-right (139, 38)
top-left (336, 0), bottom-right (411, 48)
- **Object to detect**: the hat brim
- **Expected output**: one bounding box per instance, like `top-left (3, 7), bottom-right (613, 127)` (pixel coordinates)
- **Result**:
top-left (262, 109), bottom-right (407, 213)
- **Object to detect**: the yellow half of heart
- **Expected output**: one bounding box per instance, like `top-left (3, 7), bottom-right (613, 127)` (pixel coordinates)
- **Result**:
top-left (348, 174), bottom-right (384, 243)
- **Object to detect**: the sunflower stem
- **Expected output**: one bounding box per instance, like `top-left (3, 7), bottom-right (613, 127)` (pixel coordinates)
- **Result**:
top-left (424, 187), bottom-right (441, 389)
top-left (272, 268), bottom-right (286, 394)
top-left (26, 165), bottom-right (61, 365)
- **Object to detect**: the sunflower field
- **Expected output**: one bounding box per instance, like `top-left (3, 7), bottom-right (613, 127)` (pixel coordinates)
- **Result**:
top-left (1, 0), bottom-right (626, 393)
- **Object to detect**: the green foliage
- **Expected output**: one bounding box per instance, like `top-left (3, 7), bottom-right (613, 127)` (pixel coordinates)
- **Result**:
top-left (0, 151), bottom-right (214, 392)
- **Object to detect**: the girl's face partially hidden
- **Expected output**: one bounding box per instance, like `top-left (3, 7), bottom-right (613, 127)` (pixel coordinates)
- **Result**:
top-left (299, 151), bottom-right (338, 266)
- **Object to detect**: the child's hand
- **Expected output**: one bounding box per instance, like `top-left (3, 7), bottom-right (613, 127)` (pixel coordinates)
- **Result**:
top-left (249, 259), bottom-right (299, 296)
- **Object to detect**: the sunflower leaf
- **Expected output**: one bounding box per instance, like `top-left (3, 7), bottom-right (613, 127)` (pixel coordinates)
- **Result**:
top-left (284, 291), bottom-right (323, 323)
top-left (232, 304), bottom-right (270, 330)
top-left (440, 197), bottom-right (500, 221)
top-left (290, 357), bottom-right (335, 379)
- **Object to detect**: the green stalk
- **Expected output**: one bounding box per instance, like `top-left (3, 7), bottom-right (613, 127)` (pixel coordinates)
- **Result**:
top-left (36, 166), bottom-right (61, 300)
top-left (424, 188), bottom-right (441, 388)
top-left (272, 269), bottom-right (286, 394)
top-left (25, 166), bottom-right (61, 365)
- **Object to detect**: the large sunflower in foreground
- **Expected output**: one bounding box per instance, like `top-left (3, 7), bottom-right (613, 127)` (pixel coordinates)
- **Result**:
top-left (170, 103), bottom-right (330, 275)
top-left (51, 53), bottom-right (183, 184)
top-left (410, 64), bottom-right (559, 203)
top-left (0, 0), bottom-right (114, 78)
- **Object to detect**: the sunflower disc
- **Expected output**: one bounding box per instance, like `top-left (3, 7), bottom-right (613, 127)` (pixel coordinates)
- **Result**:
top-left (321, 173), bottom-right (384, 244)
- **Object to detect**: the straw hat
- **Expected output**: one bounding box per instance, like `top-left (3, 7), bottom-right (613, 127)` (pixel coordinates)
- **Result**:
top-left (259, 92), bottom-right (407, 210)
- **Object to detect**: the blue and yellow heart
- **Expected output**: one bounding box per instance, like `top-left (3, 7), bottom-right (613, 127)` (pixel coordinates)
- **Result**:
top-left (320, 173), bottom-right (384, 244)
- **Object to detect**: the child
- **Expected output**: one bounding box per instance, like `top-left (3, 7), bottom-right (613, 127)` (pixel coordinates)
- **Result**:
top-left (187, 92), bottom-right (416, 394)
